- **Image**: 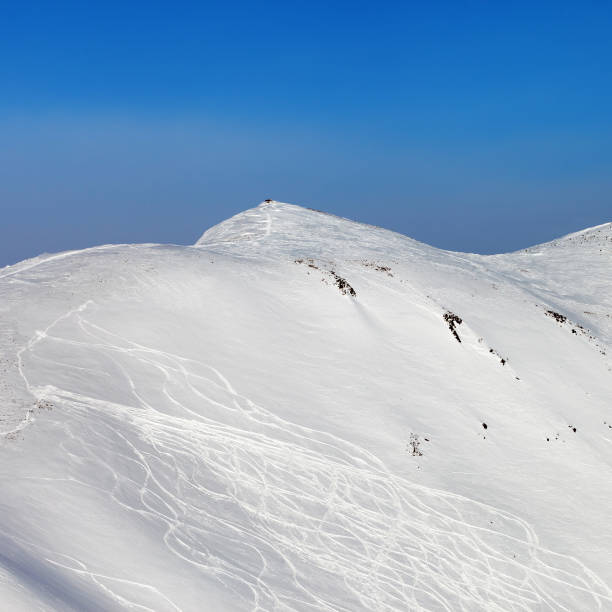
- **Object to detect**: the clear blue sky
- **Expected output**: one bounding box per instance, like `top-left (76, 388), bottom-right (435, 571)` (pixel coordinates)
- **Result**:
top-left (1, 1), bottom-right (611, 265)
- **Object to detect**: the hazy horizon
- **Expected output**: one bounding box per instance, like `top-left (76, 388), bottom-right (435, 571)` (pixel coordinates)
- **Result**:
top-left (2, 183), bottom-right (610, 269)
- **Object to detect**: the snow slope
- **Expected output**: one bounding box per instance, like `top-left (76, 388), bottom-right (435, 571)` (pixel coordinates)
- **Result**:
top-left (0, 201), bottom-right (611, 611)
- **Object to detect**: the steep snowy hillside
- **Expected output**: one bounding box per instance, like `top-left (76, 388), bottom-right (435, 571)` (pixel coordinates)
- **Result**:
top-left (1, 201), bottom-right (611, 611)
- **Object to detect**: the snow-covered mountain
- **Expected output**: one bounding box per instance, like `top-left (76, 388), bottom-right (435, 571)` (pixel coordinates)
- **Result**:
top-left (1, 200), bottom-right (611, 611)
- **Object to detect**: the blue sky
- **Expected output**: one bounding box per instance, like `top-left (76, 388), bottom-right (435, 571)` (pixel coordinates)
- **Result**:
top-left (1, 1), bottom-right (611, 265)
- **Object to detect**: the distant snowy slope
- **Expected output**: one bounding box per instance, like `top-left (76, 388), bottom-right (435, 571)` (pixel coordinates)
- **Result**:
top-left (0, 201), bottom-right (611, 611)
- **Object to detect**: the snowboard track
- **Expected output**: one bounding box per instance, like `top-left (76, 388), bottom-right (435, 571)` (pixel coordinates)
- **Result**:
top-left (9, 302), bottom-right (612, 611)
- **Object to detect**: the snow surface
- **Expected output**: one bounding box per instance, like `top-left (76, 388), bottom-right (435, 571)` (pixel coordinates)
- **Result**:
top-left (1, 200), bottom-right (611, 611)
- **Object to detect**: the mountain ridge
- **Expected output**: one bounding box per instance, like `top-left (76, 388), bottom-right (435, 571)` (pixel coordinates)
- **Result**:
top-left (0, 201), bottom-right (611, 610)
top-left (1, 201), bottom-right (609, 279)
top-left (196, 199), bottom-right (612, 256)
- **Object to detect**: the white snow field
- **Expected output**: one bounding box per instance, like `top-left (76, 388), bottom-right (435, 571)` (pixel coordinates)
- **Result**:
top-left (0, 201), bottom-right (611, 611)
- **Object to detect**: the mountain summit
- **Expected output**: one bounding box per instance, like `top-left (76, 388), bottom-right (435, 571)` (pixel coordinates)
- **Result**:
top-left (196, 200), bottom-right (431, 264)
top-left (1, 202), bottom-right (611, 610)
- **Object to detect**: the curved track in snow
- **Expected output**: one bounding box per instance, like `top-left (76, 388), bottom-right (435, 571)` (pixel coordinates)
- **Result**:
top-left (13, 304), bottom-right (611, 611)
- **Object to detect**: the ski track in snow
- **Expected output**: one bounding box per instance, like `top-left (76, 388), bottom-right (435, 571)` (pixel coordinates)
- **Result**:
top-left (263, 206), bottom-right (273, 238)
top-left (12, 304), bottom-right (612, 612)
top-left (0, 245), bottom-right (123, 281)
top-left (43, 554), bottom-right (183, 612)
top-left (0, 301), bottom-right (94, 437)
